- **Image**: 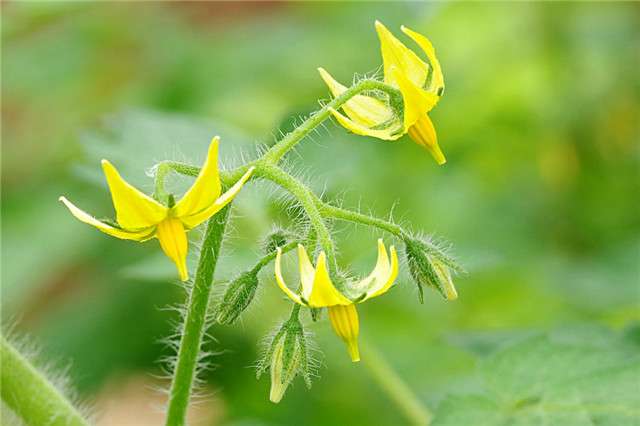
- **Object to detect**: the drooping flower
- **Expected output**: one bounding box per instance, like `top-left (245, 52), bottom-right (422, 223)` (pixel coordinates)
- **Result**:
top-left (274, 239), bottom-right (398, 362)
top-left (318, 20), bottom-right (446, 165)
top-left (59, 137), bottom-right (254, 281)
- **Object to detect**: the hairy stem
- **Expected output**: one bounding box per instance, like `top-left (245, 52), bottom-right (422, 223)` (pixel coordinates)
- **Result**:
top-left (255, 164), bottom-right (336, 265)
top-left (361, 339), bottom-right (432, 426)
top-left (165, 205), bottom-right (231, 426)
top-left (318, 202), bottom-right (406, 238)
top-left (262, 79), bottom-right (401, 164)
top-left (0, 336), bottom-right (89, 426)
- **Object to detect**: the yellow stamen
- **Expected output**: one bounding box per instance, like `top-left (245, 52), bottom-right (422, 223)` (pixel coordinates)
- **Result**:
top-left (408, 115), bottom-right (446, 165)
top-left (328, 304), bottom-right (360, 362)
top-left (156, 217), bottom-right (189, 281)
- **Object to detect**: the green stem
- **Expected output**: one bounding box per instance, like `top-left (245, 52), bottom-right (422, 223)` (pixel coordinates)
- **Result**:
top-left (254, 164), bottom-right (336, 264)
top-left (0, 336), bottom-right (89, 426)
top-left (361, 339), bottom-right (432, 426)
top-left (262, 79), bottom-right (401, 164)
top-left (317, 202), bottom-right (406, 238)
top-left (165, 204), bottom-right (231, 426)
top-left (252, 240), bottom-right (298, 271)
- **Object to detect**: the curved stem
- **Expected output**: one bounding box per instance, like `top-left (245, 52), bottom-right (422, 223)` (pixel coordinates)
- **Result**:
top-left (0, 336), bottom-right (89, 426)
top-left (254, 164), bottom-right (336, 265)
top-left (165, 205), bottom-right (231, 426)
top-left (262, 79), bottom-right (401, 164)
top-left (361, 338), bottom-right (432, 426)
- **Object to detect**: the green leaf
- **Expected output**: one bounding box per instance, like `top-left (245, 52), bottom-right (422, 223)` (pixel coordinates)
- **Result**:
top-left (432, 330), bottom-right (640, 426)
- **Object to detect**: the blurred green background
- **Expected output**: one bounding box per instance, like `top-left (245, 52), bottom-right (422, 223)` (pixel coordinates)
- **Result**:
top-left (2, 2), bottom-right (639, 425)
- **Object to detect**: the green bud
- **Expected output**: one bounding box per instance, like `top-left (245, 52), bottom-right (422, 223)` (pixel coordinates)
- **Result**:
top-left (216, 270), bottom-right (259, 325)
top-left (261, 228), bottom-right (295, 255)
top-left (404, 237), bottom-right (461, 302)
top-left (257, 316), bottom-right (312, 403)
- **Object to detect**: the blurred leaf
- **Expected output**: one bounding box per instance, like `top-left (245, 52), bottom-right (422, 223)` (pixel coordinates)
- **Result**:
top-left (432, 330), bottom-right (640, 426)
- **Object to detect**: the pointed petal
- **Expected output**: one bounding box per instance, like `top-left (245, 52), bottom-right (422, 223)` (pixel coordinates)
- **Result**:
top-left (156, 217), bottom-right (189, 281)
top-left (401, 25), bottom-right (444, 95)
top-left (274, 247), bottom-right (304, 305)
top-left (318, 67), bottom-right (394, 127)
top-left (179, 166), bottom-right (254, 229)
top-left (173, 136), bottom-right (223, 218)
top-left (59, 196), bottom-right (154, 241)
top-left (101, 160), bottom-right (168, 230)
top-left (328, 107), bottom-right (402, 141)
top-left (375, 20), bottom-right (429, 88)
top-left (361, 241), bottom-right (399, 301)
top-left (328, 304), bottom-right (360, 362)
top-left (307, 252), bottom-right (351, 307)
top-left (297, 244), bottom-right (315, 300)
top-left (391, 67), bottom-right (439, 130)
top-left (407, 114), bottom-right (446, 165)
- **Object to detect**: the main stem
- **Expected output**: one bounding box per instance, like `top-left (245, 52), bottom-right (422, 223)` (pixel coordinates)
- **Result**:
top-left (165, 205), bottom-right (231, 426)
top-left (0, 336), bottom-right (89, 426)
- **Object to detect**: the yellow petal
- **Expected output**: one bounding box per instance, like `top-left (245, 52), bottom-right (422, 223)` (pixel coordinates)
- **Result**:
top-left (101, 160), bottom-right (168, 230)
top-left (59, 196), bottom-right (154, 241)
top-left (375, 20), bottom-right (429, 88)
top-left (318, 67), bottom-right (394, 127)
top-left (391, 67), bottom-right (439, 130)
top-left (328, 304), bottom-right (360, 362)
top-left (328, 107), bottom-right (402, 141)
top-left (173, 136), bottom-right (222, 218)
top-left (156, 217), bottom-right (189, 281)
top-left (401, 25), bottom-right (444, 95)
top-left (179, 166), bottom-right (254, 229)
top-left (274, 247), bottom-right (304, 305)
top-left (360, 240), bottom-right (399, 301)
top-left (297, 244), bottom-right (315, 300)
top-left (407, 114), bottom-right (446, 165)
top-left (307, 252), bottom-right (352, 308)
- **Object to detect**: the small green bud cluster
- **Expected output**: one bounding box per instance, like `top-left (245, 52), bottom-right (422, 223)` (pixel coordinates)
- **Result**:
top-left (404, 236), bottom-right (463, 302)
top-left (257, 313), bottom-right (312, 403)
top-left (216, 270), bottom-right (259, 325)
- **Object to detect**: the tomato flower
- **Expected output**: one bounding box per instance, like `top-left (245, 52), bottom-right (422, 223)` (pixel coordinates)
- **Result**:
top-left (274, 239), bottom-right (398, 362)
top-left (319, 20), bottom-right (447, 165)
top-left (59, 137), bottom-right (254, 281)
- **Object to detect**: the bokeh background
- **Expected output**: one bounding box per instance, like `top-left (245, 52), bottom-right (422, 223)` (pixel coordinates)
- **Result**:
top-left (2, 2), bottom-right (639, 425)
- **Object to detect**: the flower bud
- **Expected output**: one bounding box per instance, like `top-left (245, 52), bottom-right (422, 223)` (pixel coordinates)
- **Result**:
top-left (404, 237), bottom-right (459, 302)
top-left (216, 270), bottom-right (259, 325)
top-left (257, 316), bottom-right (312, 403)
top-left (262, 228), bottom-right (295, 255)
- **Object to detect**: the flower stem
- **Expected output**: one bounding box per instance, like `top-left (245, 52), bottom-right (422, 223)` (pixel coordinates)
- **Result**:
top-left (254, 164), bottom-right (336, 264)
top-left (262, 79), bottom-right (401, 164)
top-left (361, 339), bottom-right (432, 426)
top-left (165, 204), bottom-right (231, 426)
top-left (317, 202), bottom-right (406, 238)
top-left (0, 335), bottom-right (89, 426)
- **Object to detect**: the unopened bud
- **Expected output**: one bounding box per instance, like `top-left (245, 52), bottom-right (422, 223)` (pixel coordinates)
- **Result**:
top-left (257, 316), bottom-right (312, 403)
top-left (216, 270), bottom-right (259, 325)
top-left (262, 228), bottom-right (295, 255)
top-left (404, 237), bottom-right (459, 302)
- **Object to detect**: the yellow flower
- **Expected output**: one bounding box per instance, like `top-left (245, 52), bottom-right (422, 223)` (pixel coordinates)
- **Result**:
top-left (318, 20), bottom-right (446, 165)
top-left (274, 239), bottom-right (398, 362)
top-left (59, 137), bottom-right (254, 281)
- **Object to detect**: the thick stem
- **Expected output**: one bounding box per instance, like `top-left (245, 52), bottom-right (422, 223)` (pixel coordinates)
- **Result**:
top-left (0, 336), bottom-right (89, 426)
top-left (262, 79), bottom-right (401, 164)
top-left (165, 205), bottom-right (231, 426)
top-left (361, 339), bottom-right (432, 426)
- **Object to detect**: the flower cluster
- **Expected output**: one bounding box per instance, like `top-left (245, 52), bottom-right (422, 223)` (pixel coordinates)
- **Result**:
top-left (59, 20), bottom-right (460, 407)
